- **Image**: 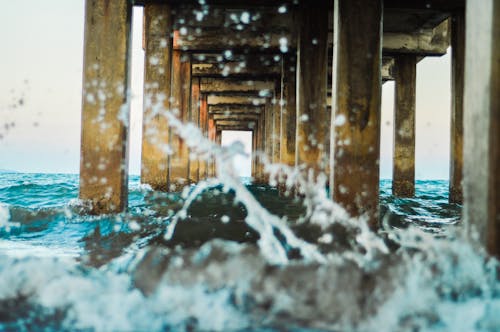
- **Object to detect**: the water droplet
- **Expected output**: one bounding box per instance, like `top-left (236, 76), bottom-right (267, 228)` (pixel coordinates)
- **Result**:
top-left (224, 50), bottom-right (233, 60)
top-left (334, 114), bottom-right (346, 126)
top-left (240, 12), bottom-right (250, 24)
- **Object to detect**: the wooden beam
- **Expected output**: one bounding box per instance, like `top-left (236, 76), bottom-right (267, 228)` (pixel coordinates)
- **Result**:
top-left (141, 3), bottom-right (172, 191)
top-left (215, 120), bottom-right (256, 128)
top-left (139, 0), bottom-right (463, 9)
top-left (209, 104), bottom-right (263, 115)
top-left (384, 0), bottom-right (465, 11)
top-left (174, 21), bottom-right (449, 57)
top-left (393, 55), bottom-right (417, 197)
top-left (194, 55), bottom-right (394, 85)
top-left (174, 28), bottom-right (289, 53)
top-left (296, 1), bottom-right (329, 175)
top-left (212, 114), bottom-right (260, 121)
top-left (137, 0), bottom-right (295, 6)
top-left (216, 125), bottom-right (254, 131)
top-left (200, 78), bottom-right (275, 95)
top-left (382, 18), bottom-right (450, 56)
top-left (207, 95), bottom-right (267, 106)
top-left (192, 62), bottom-right (281, 79)
top-left (463, 0), bottom-right (500, 258)
top-left (449, 10), bottom-right (465, 204)
top-left (171, 5), bottom-right (294, 30)
top-left (79, 0), bottom-right (132, 214)
top-left (331, 0), bottom-right (383, 229)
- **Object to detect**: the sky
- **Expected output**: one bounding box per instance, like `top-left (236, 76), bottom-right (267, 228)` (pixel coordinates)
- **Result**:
top-left (0, 1), bottom-right (451, 179)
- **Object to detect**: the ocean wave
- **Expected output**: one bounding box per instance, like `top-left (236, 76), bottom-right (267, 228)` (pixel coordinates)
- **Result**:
top-left (0, 172), bottom-right (494, 331)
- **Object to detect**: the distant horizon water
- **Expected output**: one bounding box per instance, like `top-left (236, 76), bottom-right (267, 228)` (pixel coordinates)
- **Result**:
top-left (0, 169), bottom-right (450, 181)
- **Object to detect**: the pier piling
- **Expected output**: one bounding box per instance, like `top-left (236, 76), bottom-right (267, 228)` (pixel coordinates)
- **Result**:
top-left (168, 50), bottom-right (191, 191)
top-left (189, 77), bottom-right (201, 184)
top-left (80, 0), bottom-right (132, 214)
top-left (140, 3), bottom-right (172, 191)
top-left (331, 0), bottom-right (383, 228)
top-left (463, 0), bottom-right (499, 258)
top-left (392, 55), bottom-right (417, 197)
top-left (280, 55), bottom-right (297, 168)
top-left (296, 1), bottom-right (329, 176)
top-left (449, 10), bottom-right (465, 204)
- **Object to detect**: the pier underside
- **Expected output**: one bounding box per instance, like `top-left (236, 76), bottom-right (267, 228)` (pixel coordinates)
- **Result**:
top-left (79, 0), bottom-right (499, 257)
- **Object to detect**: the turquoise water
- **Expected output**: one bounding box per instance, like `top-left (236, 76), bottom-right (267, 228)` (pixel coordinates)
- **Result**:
top-left (0, 172), bottom-right (498, 331)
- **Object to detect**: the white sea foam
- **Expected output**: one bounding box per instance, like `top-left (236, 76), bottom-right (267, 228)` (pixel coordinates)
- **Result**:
top-left (0, 204), bottom-right (9, 228)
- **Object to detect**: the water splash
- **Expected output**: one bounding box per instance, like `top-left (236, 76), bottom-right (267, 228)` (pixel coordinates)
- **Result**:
top-left (0, 107), bottom-right (498, 330)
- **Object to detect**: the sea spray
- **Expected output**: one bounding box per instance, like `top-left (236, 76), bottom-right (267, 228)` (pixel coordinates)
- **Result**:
top-left (0, 113), bottom-right (499, 330)
top-left (162, 108), bottom-right (326, 264)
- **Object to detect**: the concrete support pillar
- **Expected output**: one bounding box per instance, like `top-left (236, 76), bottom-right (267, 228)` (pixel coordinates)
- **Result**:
top-left (140, 3), bottom-right (172, 191)
top-left (265, 99), bottom-right (274, 165)
top-left (189, 77), bottom-right (201, 184)
top-left (215, 129), bottom-right (222, 175)
top-left (254, 111), bottom-right (266, 183)
top-left (207, 114), bottom-right (216, 177)
top-left (296, 1), bottom-right (329, 175)
top-left (272, 87), bottom-right (281, 164)
top-left (79, 0), bottom-right (132, 214)
top-left (392, 55), bottom-right (417, 197)
top-left (169, 50), bottom-right (191, 191)
top-left (198, 94), bottom-right (208, 180)
top-left (449, 10), bottom-right (465, 204)
top-left (280, 55), bottom-right (297, 167)
top-left (330, 0), bottom-right (383, 229)
top-left (463, 0), bottom-right (500, 258)
top-left (251, 126), bottom-right (258, 178)
top-left (212, 128), bottom-right (221, 177)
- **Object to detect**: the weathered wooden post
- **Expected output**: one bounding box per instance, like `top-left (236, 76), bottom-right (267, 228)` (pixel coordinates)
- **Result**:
top-left (198, 94), bottom-right (208, 180)
top-left (252, 125), bottom-right (258, 178)
top-left (393, 55), bottom-right (417, 197)
top-left (265, 98), bottom-right (274, 169)
top-left (79, 0), bottom-right (132, 214)
top-left (449, 10), bottom-right (465, 204)
top-left (189, 77), bottom-right (201, 184)
top-left (168, 50), bottom-right (191, 191)
top-left (463, 0), bottom-right (499, 258)
top-left (140, 3), bottom-right (172, 191)
top-left (216, 129), bottom-right (222, 146)
top-left (254, 110), bottom-right (266, 183)
top-left (280, 55), bottom-right (297, 167)
top-left (272, 86), bottom-right (281, 164)
top-left (296, 1), bottom-right (329, 175)
top-left (331, 0), bottom-right (383, 229)
top-left (207, 114), bottom-right (216, 177)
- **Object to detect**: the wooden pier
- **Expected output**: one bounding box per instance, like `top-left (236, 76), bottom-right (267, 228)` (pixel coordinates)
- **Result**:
top-left (79, 0), bottom-right (499, 257)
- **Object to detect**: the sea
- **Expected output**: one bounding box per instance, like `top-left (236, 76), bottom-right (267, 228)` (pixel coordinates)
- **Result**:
top-left (0, 171), bottom-right (499, 331)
